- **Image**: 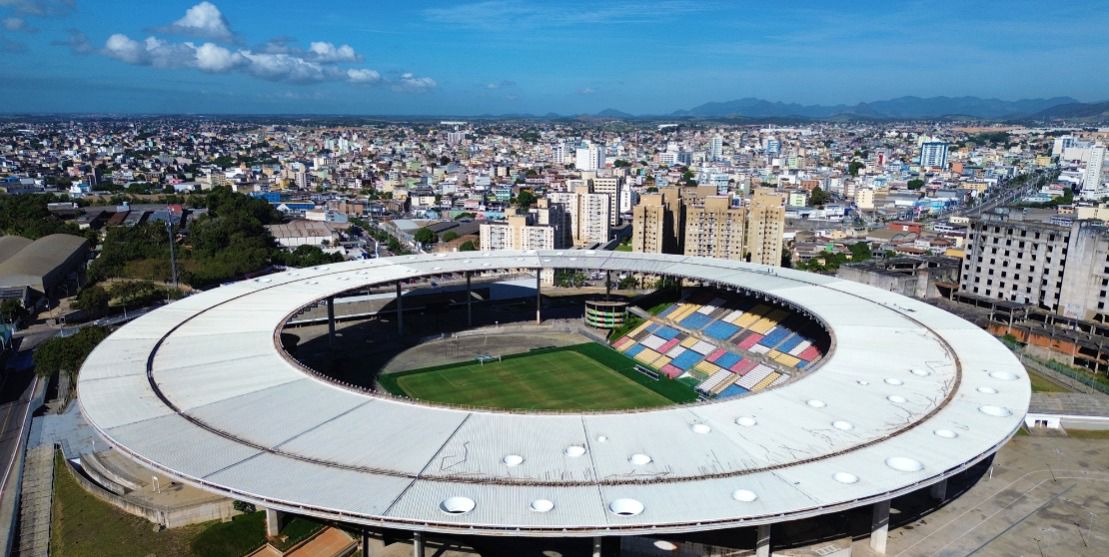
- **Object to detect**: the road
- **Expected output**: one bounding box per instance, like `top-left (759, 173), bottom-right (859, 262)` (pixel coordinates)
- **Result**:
top-left (0, 367), bottom-right (38, 519)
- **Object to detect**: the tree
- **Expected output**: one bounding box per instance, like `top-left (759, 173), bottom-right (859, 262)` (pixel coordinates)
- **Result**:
top-left (0, 299), bottom-right (27, 324)
top-left (810, 187), bottom-right (831, 206)
top-left (848, 161), bottom-right (865, 177)
top-left (442, 231), bottom-right (459, 242)
top-left (515, 189), bottom-right (537, 211)
top-left (907, 179), bottom-right (925, 190)
top-left (414, 227), bottom-right (438, 245)
top-left (33, 326), bottom-right (111, 379)
top-left (74, 285), bottom-right (110, 317)
top-left (459, 240), bottom-right (477, 251)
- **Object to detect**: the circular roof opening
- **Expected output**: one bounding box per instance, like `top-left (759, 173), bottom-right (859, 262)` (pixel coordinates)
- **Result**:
top-left (885, 378), bottom-right (904, 386)
top-left (832, 420), bottom-right (854, 431)
top-left (806, 399), bottom-right (827, 408)
top-left (979, 405), bottom-right (1012, 417)
top-left (732, 489), bottom-right (758, 502)
top-left (887, 395), bottom-right (907, 404)
top-left (857, 379), bottom-right (871, 386)
top-left (910, 368), bottom-right (930, 376)
top-left (440, 496), bottom-right (476, 514)
top-left (989, 371), bottom-right (1019, 381)
top-left (833, 472), bottom-right (859, 484)
top-left (691, 423), bottom-right (711, 434)
top-left (736, 416), bottom-right (758, 427)
top-left (564, 445), bottom-right (586, 458)
top-left (503, 454), bottom-right (524, 467)
top-left (596, 435), bottom-right (608, 443)
top-left (934, 429), bottom-right (958, 439)
top-left (629, 453), bottom-right (653, 466)
top-left (977, 386), bottom-right (999, 394)
top-left (609, 498), bottom-right (645, 516)
top-left (529, 499), bottom-right (554, 513)
top-left (653, 540), bottom-right (678, 551)
top-left (885, 456), bottom-right (924, 472)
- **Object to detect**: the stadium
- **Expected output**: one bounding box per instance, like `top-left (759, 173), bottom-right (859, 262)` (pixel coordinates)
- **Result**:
top-left (77, 250), bottom-right (1030, 556)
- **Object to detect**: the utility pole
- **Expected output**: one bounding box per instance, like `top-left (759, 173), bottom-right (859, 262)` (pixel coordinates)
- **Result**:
top-left (166, 220), bottom-right (179, 288)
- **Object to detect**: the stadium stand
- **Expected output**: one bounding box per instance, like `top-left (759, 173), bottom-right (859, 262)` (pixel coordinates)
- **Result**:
top-left (612, 289), bottom-right (828, 399)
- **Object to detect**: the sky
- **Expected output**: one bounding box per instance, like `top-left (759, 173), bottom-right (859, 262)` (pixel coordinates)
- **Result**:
top-left (0, 0), bottom-right (1106, 115)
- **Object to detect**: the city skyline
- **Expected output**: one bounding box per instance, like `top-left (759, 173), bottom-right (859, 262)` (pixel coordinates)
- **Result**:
top-left (1, 0), bottom-right (1108, 115)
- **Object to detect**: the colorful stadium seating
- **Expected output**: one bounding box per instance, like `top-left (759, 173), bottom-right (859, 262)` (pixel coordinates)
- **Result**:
top-left (611, 289), bottom-right (827, 400)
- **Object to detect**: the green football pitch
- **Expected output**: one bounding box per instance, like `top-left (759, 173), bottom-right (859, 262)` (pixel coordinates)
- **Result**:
top-left (380, 343), bottom-right (694, 411)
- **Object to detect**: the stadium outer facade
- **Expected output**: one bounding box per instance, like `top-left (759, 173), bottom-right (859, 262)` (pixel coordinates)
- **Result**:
top-left (77, 251), bottom-right (1030, 556)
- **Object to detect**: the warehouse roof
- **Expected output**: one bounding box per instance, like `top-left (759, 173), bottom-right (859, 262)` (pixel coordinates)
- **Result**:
top-left (0, 234), bottom-right (88, 290)
top-left (0, 236), bottom-right (33, 265)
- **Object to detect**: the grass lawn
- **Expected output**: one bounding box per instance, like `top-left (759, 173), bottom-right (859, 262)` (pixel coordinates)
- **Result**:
top-left (384, 343), bottom-right (687, 410)
top-left (1028, 370), bottom-right (1072, 393)
top-left (1064, 429), bottom-right (1109, 440)
top-left (51, 451), bottom-right (208, 557)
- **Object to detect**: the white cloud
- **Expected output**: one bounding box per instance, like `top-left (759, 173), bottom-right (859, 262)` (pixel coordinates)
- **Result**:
top-left (51, 28), bottom-right (92, 53)
top-left (194, 42), bottom-right (242, 72)
top-left (103, 33), bottom-right (146, 64)
top-left (393, 72), bottom-right (436, 93)
top-left (308, 41), bottom-right (359, 63)
top-left (3, 17), bottom-right (26, 31)
top-left (0, 0), bottom-right (75, 17)
top-left (577, 87), bottom-right (596, 95)
top-left (485, 79), bottom-right (515, 89)
top-left (164, 1), bottom-right (235, 42)
top-left (346, 68), bottom-right (381, 84)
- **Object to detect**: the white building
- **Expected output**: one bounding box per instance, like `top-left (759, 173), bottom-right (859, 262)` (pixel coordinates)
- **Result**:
top-left (575, 143), bottom-right (605, 171)
top-left (920, 142), bottom-right (949, 169)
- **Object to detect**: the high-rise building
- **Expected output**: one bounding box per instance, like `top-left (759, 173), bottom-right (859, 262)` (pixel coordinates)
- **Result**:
top-left (684, 196), bottom-right (746, 260)
top-left (1084, 145), bottom-right (1105, 191)
top-left (920, 142), bottom-right (949, 169)
top-left (590, 176), bottom-right (623, 226)
top-left (746, 189), bottom-right (786, 266)
top-left (480, 213), bottom-right (561, 251)
top-left (631, 193), bottom-right (672, 254)
top-left (549, 185), bottom-right (610, 246)
top-left (710, 134), bottom-right (723, 161)
top-left (960, 210), bottom-right (1109, 320)
top-left (575, 142), bottom-right (605, 171)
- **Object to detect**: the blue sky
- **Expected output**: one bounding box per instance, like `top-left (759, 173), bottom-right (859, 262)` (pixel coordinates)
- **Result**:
top-left (0, 0), bottom-right (1106, 115)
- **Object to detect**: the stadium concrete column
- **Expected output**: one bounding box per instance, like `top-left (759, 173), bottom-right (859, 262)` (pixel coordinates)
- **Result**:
top-left (870, 499), bottom-right (891, 554)
top-left (535, 272), bottom-right (542, 324)
top-left (466, 271), bottom-right (472, 326)
top-left (396, 281), bottom-right (404, 335)
top-left (606, 270), bottom-right (611, 297)
top-left (592, 537), bottom-right (602, 557)
top-left (265, 507), bottom-right (282, 537)
top-left (755, 524), bottom-right (771, 557)
top-left (412, 531), bottom-right (425, 556)
top-left (326, 295), bottom-right (335, 347)
top-left (930, 478), bottom-right (948, 501)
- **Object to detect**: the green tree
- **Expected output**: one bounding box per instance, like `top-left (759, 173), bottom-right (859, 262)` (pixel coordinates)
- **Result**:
top-left (33, 326), bottom-right (111, 379)
top-left (442, 231), bottom-right (459, 242)
top-left (515, 189), bottom-right (537, 211)
top-left (459, 240), bottom-right (477, 251)
top-left (414, 227), bottom-right (438, 245)
top-left (848, 161), bottom-right (865, 176)
top-left (74, 285), bottom-right (110, 317)
top-left (809, 187), bottom-right (831, 206)
top-left (0, 299), bottom-right (27, 324)
top-left (907, 179), bottom-right (925, 190)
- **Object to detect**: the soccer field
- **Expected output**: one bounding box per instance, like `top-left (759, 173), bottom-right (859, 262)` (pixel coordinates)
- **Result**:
top-left (381, 344), bottom-right (691, 411)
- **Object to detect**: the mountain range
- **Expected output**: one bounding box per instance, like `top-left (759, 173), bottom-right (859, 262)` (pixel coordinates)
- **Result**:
top-left (584, 96), bottom-right (1109, 122)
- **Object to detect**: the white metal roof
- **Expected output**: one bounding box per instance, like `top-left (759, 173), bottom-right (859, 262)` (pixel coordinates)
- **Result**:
top-left (77, 250), bottom-right (1029, 537)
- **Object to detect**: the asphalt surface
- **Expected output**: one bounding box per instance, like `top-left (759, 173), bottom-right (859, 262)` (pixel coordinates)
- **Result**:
top-left (0, 366), bottom-right (37, 504)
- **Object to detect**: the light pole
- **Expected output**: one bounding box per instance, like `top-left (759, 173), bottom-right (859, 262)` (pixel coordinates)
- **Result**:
top-left (166, 220), bottom-right (179, 288)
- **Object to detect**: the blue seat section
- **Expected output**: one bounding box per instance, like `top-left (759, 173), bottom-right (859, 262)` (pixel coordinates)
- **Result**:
top-left (796, 361), bottom-right (807, 370)
top-left (657, 304), bottom-right (677, 318)
top-left (704, 320), bottom-right (740, 340)
top-left (777, 334), bottom-right (804, 353)
top-left (655, 326), bottom-right (681, 340)
top-left (680, 311), bottom-right (713, 330)
top-left (720, 384), bottom-right (749, 398)
top-left (671, 350), bottom-right (703, 370)
top-left (624, 344), bottom-right (645, 357)
top-left (759, 325), bottom-right (793, 347)
top-left (715, 352), bottom-right (743, 369)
